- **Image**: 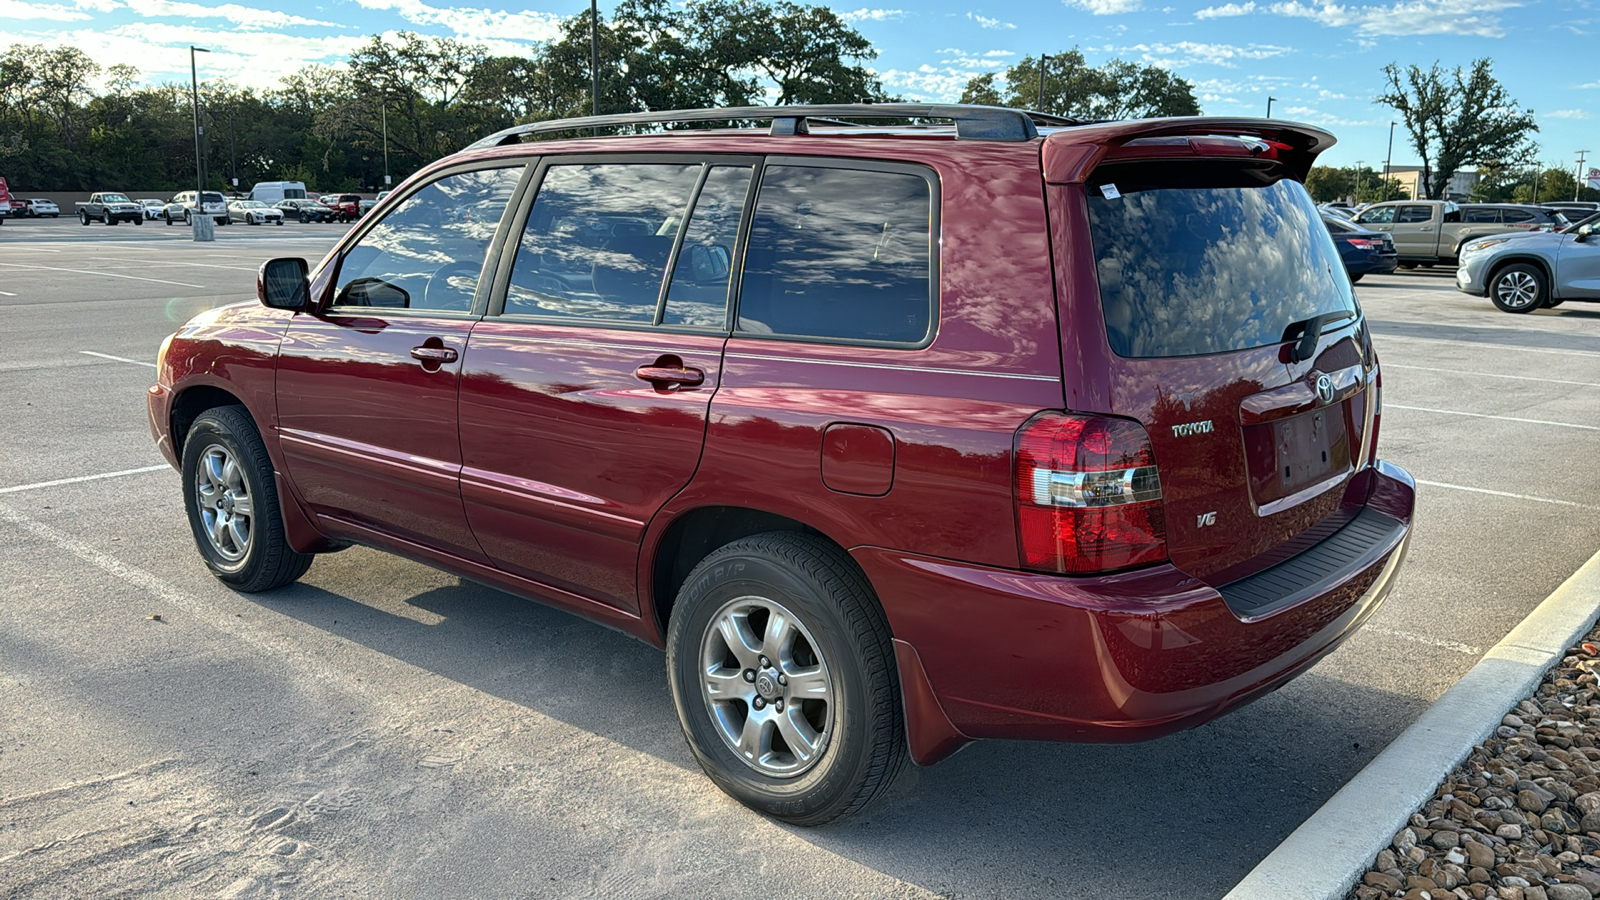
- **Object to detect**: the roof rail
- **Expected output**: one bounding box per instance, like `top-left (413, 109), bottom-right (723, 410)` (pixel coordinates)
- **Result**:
top-left (463, 104), bottom-right (1078, 151)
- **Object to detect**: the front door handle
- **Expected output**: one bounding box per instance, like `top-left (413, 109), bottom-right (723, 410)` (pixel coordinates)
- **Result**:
top-left (635, 365), bottom-right (705, 387)
top-left (410, 346), bottom-right (458, 363)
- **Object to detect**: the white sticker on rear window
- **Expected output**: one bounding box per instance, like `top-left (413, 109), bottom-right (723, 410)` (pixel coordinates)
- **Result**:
top-left (1100, 184), bottom-right (1121, 200)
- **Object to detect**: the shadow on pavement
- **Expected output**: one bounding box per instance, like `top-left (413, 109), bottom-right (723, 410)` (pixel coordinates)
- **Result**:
top-left (250, 562), bottom-right (1432, 899)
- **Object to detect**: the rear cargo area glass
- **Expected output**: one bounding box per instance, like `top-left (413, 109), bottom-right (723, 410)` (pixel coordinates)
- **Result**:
top-left (1087, 162), bottom-right (1357, 359)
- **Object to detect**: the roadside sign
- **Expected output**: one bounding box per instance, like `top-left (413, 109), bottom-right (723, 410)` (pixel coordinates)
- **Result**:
top-left (1588, 168), bottom-right (1600, 190)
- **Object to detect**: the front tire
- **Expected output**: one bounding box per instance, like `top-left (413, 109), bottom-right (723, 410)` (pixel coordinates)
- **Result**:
top-left (181, 406), bottom-right (314, 592)
top-left (1490, 263), bottom-right (1547, 313)
top-left (666, 532), bottom-right (906, 826)
top-left (80, 210), bottom-right (90, 226)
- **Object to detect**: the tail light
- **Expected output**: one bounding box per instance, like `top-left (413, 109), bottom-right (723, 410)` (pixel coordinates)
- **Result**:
top-left (1014, 413), bottom-right (1168, 575)
top-left (1346, 238), bottom-right (1377, 250)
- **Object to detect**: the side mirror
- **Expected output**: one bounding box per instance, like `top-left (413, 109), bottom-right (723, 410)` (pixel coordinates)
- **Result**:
top-left (258, 257), bottom-right (309, 310)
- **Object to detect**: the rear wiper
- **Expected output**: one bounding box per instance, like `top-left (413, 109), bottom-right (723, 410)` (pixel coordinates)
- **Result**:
top-left (1284, 310), bottom-right (1356, 363)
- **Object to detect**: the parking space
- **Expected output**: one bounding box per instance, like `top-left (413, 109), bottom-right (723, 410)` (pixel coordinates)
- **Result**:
top-left (3, 227), bottom-right (1599, 897)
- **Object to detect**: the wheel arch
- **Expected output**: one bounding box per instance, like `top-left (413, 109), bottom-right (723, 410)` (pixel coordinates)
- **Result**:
top-left (1485, 254), bottom-right (1554, 292)
top-left (170, 383), bottom-right (248, 457)
top-left (645, 505), bottom-right (874, 643)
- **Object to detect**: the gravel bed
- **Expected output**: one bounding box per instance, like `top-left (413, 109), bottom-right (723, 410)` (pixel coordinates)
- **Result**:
top-left (1348, 632), bottom-right (1600, 900)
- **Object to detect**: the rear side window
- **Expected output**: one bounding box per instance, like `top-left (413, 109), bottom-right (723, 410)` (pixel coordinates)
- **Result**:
top-left (1087, 161), bottom-right (1357, 359)
top-left (1501, 208), bottom-right (1534, 223)
top-left (1396, 205), bottom-right (1432, 223)
top-left (1462, 208), bottom-right (1500, 223)
top-left (506, 163), bottom-right (702, 323)
top-left (737, 164), bottom-right (934, 345)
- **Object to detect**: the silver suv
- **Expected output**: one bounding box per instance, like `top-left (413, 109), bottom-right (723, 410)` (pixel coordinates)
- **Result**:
top-left (163, 190), bottom-right (230, 226)
top-left (1456, 214), bottom-right (1600, 311)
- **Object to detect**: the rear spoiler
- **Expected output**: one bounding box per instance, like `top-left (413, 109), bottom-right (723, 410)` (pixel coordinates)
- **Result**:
top-left (1042, 117), bottom-right (1335, 184)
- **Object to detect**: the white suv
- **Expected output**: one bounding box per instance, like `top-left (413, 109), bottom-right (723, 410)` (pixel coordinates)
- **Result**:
top-left (163, 191), bottom-right (230, 225)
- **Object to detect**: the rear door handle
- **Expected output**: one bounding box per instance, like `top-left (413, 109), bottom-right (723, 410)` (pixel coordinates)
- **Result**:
top-left (635, 365), bottom-right (705, 387)
top-left (410, 346), bottom-right (458, 363)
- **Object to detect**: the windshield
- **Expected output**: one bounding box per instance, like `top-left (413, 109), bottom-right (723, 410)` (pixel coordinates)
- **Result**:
top-left (102, 193), bottom-right (130, 203)
top-left (1087, 161), bottom-right (1358, 359)
top-left (200, 192), bottom-right (224, 203)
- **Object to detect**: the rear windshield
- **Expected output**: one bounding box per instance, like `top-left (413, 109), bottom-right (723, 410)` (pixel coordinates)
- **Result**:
top-left (1087, 161), bottom-right (1358, 359)
top-left (200, 192), bottom-right (224, 203)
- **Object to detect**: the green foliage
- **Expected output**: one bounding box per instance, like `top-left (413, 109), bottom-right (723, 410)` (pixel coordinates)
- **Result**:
top-left (959, 48), bottom-right (1201, 120)
top-left (1377, 59), bottom-right (1537, 200)
top-left (1305, 166), bottom-right (1407, 203)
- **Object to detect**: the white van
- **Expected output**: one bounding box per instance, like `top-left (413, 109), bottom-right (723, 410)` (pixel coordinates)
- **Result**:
top-left (249, 181), bottom-right (308, 205)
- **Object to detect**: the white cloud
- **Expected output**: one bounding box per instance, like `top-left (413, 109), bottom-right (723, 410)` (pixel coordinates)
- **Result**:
top-left (1063, 0), bottom-right (1143, 15)
top-left (1579, 80), bottom-right (1600, 89)
top-left (123, 0), bottom-right (339, 29)
top-left (1122, 40), bottom-right (1293, 67)
top-left (353, 0), bottom-right (563, 44)
top-left (838, 7), bottom-right (904, 21)
top-left (1195, 1), bottom-right (1256, 16)
top-left (1280, 104), bottom-right (1385, 127)
top-left (0, 0), bottom-right (90, 20)
top-left (1545, 109), bottom-right (1592, 119)
top-left (966, 11), bottom-right (1016, 28)
top-left (15, 22), bottom-right (360, 90)
top-left (1265, 0), bottom-right (1520, 38)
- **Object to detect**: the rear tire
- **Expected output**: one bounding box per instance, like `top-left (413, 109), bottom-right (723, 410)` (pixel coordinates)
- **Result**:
top-left (80, 210), bottom-right (90, 226)
top-left (181, 406), bottom-right (314, 592)
top-left (1489, 263), bottom-right (1547, 313)
top-left (1349, 273), bottom-right (1364, 283)
top-left (665, 532), bottom-right (907, 826)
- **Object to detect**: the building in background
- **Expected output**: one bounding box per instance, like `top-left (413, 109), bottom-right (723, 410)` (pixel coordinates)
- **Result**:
top-left (1385, 166), bottom-right (1480, 201)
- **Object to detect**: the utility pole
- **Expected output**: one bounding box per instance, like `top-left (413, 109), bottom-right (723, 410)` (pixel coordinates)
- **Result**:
top-left (1383, 121), bottom-right (1395, 200)
top-left (1266, 96), bottom-right (1276, 118)
top-left (1578, 151), bottom-right (1590, 202)
top-left (1038, 54), bottom-right (1048, 113)
top-left (381, 101), bottom-right (390, 187)
top-left (590, 0), bottom-right (600, 117)
top-left (1533, 163), bottom-right (1542, 204)
top-left (189, 45), bottom-right (213, 242)
top-left (228, 111), bottom-right (236, 192)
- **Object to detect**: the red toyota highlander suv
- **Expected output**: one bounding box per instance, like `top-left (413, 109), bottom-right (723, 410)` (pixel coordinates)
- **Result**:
top-left (148, 104), bottom-right (1414, 825)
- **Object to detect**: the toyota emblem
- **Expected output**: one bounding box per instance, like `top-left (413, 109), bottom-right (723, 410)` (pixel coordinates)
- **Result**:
top-left (1315, 374), bottom-right (1335, 405)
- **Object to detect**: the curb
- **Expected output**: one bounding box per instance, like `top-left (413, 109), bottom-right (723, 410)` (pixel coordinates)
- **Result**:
top-left (1225, 547), bottom-right (1600, 900)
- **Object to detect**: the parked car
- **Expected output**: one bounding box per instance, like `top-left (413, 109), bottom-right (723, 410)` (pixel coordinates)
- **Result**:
top-left (148, 104), bottom-right (1415, 825)
top-left (75, 192), bottom-right (145, 225)
top-left (24, 198), bottom-right (60, 217)
top-left (320, 192), bottom-right (364, 223)
top-left (137, 198), bottom-right (166, 220)
top-left (1456, 217), bottom-right (1600, 312)
top-left (1323, 213), bottom-right (1398, 281)
top-left (8, 198), bottom-right (25, 217)
top-left (1352, 201), bottom-right (1567, 266)
top-left (1541, 201), bottom-right (1599, 219)
top-left (274, 199), bottom-right (334, 223)
top-left (0, 177), bottom-right (10, 225)
top-left (228, 199), bottom-right (285, 226)
top-left (164, 191), bottom-right (230, 225)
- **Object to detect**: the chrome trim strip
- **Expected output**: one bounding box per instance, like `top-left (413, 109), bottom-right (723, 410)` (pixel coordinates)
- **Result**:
top-left (724, 352), bottom-right (1060, 382)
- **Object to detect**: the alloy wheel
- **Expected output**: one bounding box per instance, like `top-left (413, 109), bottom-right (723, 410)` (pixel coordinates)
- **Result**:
top-left (1494, 270), bottom-right (1540, 310)
top-left (193, 445), bottom-right (254, 563)
top-left (700, 596), bottom-right (835, 777)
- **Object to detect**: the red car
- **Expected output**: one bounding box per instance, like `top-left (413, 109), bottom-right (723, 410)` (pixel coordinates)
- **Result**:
top-left (319, 192), bottom-right (363, 223)
top-left (148, 104), bottom-right (1414, 825)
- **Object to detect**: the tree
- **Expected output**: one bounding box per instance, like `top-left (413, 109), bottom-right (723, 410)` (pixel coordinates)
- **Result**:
top-left (959, 49), bottom-right (1200, 120)
top-left (1305, 166), bottom-right (1354, 203)
top-left (1377, 59), bottom-right (1536, 200)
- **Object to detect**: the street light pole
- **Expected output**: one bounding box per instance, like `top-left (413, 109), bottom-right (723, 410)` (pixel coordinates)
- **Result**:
top-left (1038, 54), bottom-right (1048, 113)
top-left (1355, 161), bottom-right (1364, 203)
top-left (1266, 96), bottom-right (1276, 118)
top-left (1383, 121), bottom-right (1395, 200)
top-left (1533, 163), bottom-right (1542, 204)
top-left (381, 101), bottom-right (390, 187)
top-left (1578, 151), bottom-right (1590, 202)
top-left (189, 45), bottom-right (213, 242)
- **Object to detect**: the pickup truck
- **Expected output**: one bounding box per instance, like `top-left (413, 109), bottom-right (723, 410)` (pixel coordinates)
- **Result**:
top-left (76, 192), bottom-right (145, 226)
top-left (1352, 200), bottom-right (1566, 267)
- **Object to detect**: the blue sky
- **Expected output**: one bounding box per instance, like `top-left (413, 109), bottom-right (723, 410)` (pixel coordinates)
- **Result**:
top-left (2, 0), bottom-right (1595, 173)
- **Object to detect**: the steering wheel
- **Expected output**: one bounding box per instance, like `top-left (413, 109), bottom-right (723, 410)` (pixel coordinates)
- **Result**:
top-left (421, 261), bottom-right (482, 311)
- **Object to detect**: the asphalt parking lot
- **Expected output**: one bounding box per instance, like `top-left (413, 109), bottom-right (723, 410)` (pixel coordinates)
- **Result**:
top-left (3, 213), bottom-right (1599, 898)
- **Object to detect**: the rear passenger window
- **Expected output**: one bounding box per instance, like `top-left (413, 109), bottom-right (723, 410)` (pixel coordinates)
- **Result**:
top-left (1396, 206), bottom-right (1432, 223)
top-left (1462, 208), bottom-right (1500, 223)
top-left (738, 164), bottom-right (933, 345)
top-left (1501, 208), bottom-right (1534, 223)
top-left (664, 166), bottom-right (753, 328)
top-left (506, 164), bottom-right (701, 323)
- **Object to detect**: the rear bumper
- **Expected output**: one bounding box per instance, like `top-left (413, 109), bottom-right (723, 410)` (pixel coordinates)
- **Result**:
top-left (859, 461), bottom-right (1415, 764)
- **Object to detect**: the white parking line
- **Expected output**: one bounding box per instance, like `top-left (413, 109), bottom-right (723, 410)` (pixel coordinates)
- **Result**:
top-left (91, 257), bottom-right (260, 272)
top-left (1377, 333), bottom-right (1600, 360)
top-left (1385, 364), bottom-right (1600, 389)
top-left (1388, 404), bottom-right (1600, 431)
top-left (0, 261), bottom-right (204, 289)
top-left (1362, 626), bottom-right (1481, 656)
top-left (0, 290), bottom-right (15, 296)
top-left (80, 350), bottom-right (157, 368)
top-left (1415, 478), bottom-right (1597, 509)
top-left (0, 464), bottom-right (169, 495)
